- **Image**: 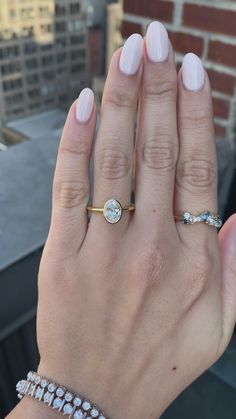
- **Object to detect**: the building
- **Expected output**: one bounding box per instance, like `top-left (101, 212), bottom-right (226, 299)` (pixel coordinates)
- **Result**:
top-left (92, 0), bottom-right (123, 108)
top-left (0, 0), bottom-right (88, 129)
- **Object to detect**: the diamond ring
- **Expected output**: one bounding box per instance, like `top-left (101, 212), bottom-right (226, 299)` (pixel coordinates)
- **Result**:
top-left (87, 198), bottom-right (135, 224)
top-left (174, 211), bottom-right (222, 228)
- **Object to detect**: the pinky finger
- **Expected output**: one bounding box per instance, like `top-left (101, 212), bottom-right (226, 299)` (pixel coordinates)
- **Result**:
top-left (218, 214), bottom-right (236, 351)
top-left (48, 88), bottom-right (96, 255)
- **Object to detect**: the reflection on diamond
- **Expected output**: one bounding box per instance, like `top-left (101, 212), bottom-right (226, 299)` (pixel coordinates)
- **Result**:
top-left (103, 199), bottom-right (122, 224)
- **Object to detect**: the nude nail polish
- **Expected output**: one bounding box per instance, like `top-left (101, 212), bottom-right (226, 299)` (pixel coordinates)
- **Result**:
top-left (146, 21), bottom-right (169, 62)
top-left (119, 33), bottom-right (143, 75)
top-left (76, 88), bottom-right (94, 123)
top-left (182, 53), bottom-right (205, 91)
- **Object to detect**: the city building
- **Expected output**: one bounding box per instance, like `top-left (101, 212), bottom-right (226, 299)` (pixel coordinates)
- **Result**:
top-left (0, 0), bottom-right (88, 130)
top-left (92, 0), bottom-right (123, 109)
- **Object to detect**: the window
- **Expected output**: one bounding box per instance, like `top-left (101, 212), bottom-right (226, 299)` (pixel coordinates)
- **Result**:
top-left (55, 5), bottom-right (66, 16)
top-left (5, 93), bottom-right (24, 106)
top-left (43, 70), bottom-right (54, 80)
top-left (9, 9), bottom-right (17, 20)
top-left (57, 52), bottom-right (67, 63)
top-left (27, 73), bottom-right (39, 84)
top-left (3, 78), bottom-right (23, 92)
top-left (41, 44), bottom-right (53, 51)
top-left (42, 55), bottom-right (53, 66)
top-left (70, 34), bottom-right (85, 45)
top-left (22, 26), bottom-right (34, 38)
top-left (40, 24), bottom-right (53, 34)
top-left (28, 88), bottom-right (39, 99)
top-left (70, 50), bottom-right (82, 61)
top-left (70, 3), bottom-right (80, 14)
top-left (0, 45), bottom-right (19, 59)
top-left (71, 63), bottom-right (86, 73)
top-left (55, 21), bottom-right (66, 33)
top-left (24, 42), bottom-right (37, 54)
top-left (21, 8), bottom-right (34, 19)
top-left (1, 62), bottom-right (21, 76)
top-left (25, 58), bottom-right (38, 70)
top-left (56, 38), bottom-right (67, 48)
top-left (39, 6), bottom-right (50, 18)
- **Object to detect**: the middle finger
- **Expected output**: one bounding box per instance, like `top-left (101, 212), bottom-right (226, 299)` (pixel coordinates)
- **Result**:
top-left (135, 22), bottom-right (178, 231)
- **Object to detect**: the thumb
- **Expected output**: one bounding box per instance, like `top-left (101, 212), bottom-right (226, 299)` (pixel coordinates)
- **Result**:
top-left (218, 213), bottom-right (236, 347)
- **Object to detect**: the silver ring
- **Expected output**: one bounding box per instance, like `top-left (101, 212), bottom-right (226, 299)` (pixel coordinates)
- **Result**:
top-left (174, 211), bottom-right (222, 228)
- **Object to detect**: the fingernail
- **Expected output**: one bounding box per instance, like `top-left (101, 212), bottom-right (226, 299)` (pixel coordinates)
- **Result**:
top-left (76, 88), bottom-right (94, 123)
top-left (182, 53), bottom-right (205, 91)
top-left (146, 21), bottom-right (169, 62)
top-left (119, 33), bottom-right (143, 75)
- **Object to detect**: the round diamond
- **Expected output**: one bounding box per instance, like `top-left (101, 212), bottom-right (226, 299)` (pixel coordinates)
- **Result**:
top-left (82, 401), bottom-right (91, 411)
top-left (53, 397), bottom-right (63, 409)
top-left (103, 199), bottom-right (122, 224)
top-left (27, 372), bottom-right (33, 380)
top-left (56, 387), bottom-right (65, 397)
top-left (74, 397), bottom-right (82, 407)
top-left (91, 408), bottom-right (99, 417)
top-left (98, 416), bottom-right (106, 419)
top-left (65, 392), bottom-right (73, 402)
top-left (182, 212), bottom-right (192, 224)
top-left (41, 379), bottom-right (48, 388)
top-left (74, 410), bottom-right (84, 419)
top-left (35, 376), bottom-right (41, 384)
top-left (35, 388), bottom-right (43, 399)
top-left (43, 391), bottom-right (51, 403)
top-left (63, 403), bottom-right (73, 414)
top-left (48, 383), bottom-right (56, 392)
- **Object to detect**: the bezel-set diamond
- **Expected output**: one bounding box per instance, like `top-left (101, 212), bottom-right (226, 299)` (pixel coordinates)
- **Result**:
top-left (16, 372), bottom-right (108, 418)
top-left (103, 199), bottom-right (122, 224)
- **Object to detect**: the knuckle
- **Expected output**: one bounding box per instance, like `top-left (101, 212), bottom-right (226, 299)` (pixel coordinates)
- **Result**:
top-left (59, 142), bottom-right (89, 159)
top-left (103, 88), bottom-right (135, 109)
top-left (53, 180), bottom-right (88, 208)
top-left (98, 147), bottom-right (131, 180)
top-left (180, 107), bottom-right (213, 128)
top-left (139, 140), bottom-right (178, 172)
top-left (143, 78), bottom-right (176, 102)
top-left (177, 156), bottom-right (217, 190)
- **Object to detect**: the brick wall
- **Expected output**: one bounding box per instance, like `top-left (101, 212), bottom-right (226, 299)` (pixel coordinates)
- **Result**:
top-left (121, 0), bottom-right (236, 141)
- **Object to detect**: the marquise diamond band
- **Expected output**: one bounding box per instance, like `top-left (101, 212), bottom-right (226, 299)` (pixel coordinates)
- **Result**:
top-left (16, 371), bottom-right (108, 419)
top-left (87, 199), bottom-right (222, 228)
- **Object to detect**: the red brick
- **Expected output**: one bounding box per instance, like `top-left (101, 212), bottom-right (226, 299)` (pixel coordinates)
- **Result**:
top-left (208, 41), bottom-right (236, 68)
top-left (121, 21), bottom-right (142, 38)
top-left (124, 0), bottom-right (174, 22)
top-left (213, 97), bottom-right (230, 119)
top-left (207, 69), bottom-right (236, 95)
top-left (183, 4), bottom-right (236, 37)
top-left (214, 124), bottom-right (226, 137)
top-left (169, 31), bottom-right (203, 56)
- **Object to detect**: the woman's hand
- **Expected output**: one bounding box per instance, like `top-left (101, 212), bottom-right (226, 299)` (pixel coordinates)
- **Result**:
top-left (25, 21), bottom-right (236, 419)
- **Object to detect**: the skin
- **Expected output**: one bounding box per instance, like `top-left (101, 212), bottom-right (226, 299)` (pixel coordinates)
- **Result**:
top-left (7, 26), bottom-right (236, 419)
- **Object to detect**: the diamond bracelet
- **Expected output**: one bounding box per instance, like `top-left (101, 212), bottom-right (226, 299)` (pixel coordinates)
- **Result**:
top-left (16, 371), bottom-right (108, 419)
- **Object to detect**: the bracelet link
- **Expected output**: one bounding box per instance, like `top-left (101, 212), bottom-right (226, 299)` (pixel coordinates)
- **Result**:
top-left (16, 371), bottom-right (107, 419)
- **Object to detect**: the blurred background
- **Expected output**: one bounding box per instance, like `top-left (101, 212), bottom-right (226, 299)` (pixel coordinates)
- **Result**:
top-left (0, 0), bottom-right (236, 417)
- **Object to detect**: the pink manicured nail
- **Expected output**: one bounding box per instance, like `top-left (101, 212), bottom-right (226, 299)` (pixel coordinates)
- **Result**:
top-left (182, 53), bottom-right (205, 91)
top-left (76, 88), bottom-right (94, 123)
top-left (119, 33), bottom-right (143, 75)
top-left (146, 21), bottom-right (169, 62)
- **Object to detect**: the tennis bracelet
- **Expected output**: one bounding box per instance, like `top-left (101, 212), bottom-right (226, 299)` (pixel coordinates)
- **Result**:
top-left (16, 371), bottom-right (108, 419)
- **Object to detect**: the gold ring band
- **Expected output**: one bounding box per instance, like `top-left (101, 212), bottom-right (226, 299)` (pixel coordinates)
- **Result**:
top-left (87, 206), bottom-right (135, 212)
